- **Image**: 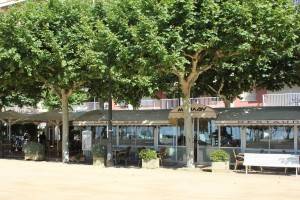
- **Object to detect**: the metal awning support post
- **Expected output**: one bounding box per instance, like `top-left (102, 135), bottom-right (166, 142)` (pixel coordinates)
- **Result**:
top-left (8, 120), bottom-right (11, 142)
top-left (293, 125), bottom-right (298, 154)
top-left (241, 127), bottom-right (246, 153)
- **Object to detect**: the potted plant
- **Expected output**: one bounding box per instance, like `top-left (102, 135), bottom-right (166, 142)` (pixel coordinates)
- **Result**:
top-left (23, 142), bottom-right (45, 161)
top-left (210, 149), bottom-right (230, 173)
top-left (92, 143), bottom-right (106, 167)
top-left (139, 149), bottom-right (159, 169)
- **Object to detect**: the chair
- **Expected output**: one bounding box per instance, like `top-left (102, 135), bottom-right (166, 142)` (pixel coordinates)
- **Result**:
top-left (233, 149), bottom-right (244, 171)
top-left (157, 147), bottom-right (168, 166)
top-left (117, 146), bottom-right (131, 166)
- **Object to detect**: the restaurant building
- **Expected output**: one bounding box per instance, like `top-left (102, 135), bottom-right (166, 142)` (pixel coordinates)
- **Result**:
top-left (72, 106), bottom-right (300, 165)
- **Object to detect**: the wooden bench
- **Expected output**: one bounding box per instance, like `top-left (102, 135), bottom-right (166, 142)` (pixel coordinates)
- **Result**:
top-left (243, 153), bottom-right (300, 176)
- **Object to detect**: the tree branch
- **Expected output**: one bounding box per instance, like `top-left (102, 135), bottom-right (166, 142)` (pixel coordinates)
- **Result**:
top-left (217, 77), bottom-right (225, 95)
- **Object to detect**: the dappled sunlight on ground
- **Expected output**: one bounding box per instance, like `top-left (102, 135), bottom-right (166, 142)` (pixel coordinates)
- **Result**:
top-left (0, 159), bottom-right (299, 200)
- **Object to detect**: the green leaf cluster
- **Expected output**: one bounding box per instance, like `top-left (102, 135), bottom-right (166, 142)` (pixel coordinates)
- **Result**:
top-left (209, 149), bottom-right (230, 162)
top-left (92, 143), bottom-right (106, 158)
top-left (23, 142), bottom-right (45, 156)
top-left (138, 149), bottom-right (157, 161)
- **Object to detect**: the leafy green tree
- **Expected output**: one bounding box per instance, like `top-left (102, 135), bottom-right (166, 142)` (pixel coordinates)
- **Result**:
top-left (0, 0), bottom-right (105, 162)
top-left (105, 0), bottom-right (299, 167)
top-left (42, 90), bottom-right (90, 111)
top-left (0, 29), bottom-right (42, 111)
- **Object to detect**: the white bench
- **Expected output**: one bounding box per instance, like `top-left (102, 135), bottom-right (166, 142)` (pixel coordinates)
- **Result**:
top-left (243, 153), bottom-right (300, 176)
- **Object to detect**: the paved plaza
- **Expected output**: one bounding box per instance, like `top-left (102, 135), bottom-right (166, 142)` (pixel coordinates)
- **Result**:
top-left (0, 159), bottom-right (299, 200)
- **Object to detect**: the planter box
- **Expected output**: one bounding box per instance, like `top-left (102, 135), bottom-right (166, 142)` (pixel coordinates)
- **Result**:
top-left (24, 153), bottom-right (45, 161)
top-left (93, 156), bottom-right (105, 167)
top-left (142, 158), bottom-right (159, 169)
top-left (211, 161), bottom-right (229, 173)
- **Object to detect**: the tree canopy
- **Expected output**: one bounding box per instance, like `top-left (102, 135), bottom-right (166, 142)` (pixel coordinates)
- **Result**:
top-left (0, 0), bottom-right (105, 162)
top-left (103, 0), bottom-right (299, 167)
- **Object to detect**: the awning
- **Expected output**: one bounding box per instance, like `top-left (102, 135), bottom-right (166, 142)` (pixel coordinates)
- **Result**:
top-left (215, 107), bottom-right (300, 126)
top-left (0, 110), bottom-right (29, 122)
top-left (168, 104), bottom-right (217, 120)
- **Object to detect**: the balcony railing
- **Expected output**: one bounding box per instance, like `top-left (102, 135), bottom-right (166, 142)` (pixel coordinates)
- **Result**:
top-left (73, 97), bottom-right (224, 111)
top-left (262, 93), bottom-right (300, 107)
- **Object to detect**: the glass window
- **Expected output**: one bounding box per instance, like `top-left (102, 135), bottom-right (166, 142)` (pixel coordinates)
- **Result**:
top-left (159, 126), bottom-right (176, 146)
top-left (270, 126), bottom-right (293, 150)
top-left (220, 127), bottom-right (241, 147)
top-left (208, 120), bottom-right (218, 147)
top-left (119, 126), bottom-right (136, 145)
top-left (246, 126), bottom-right (294, 151)
top-left (246, 127), bottom-right (270, 149)
top-left (95, 126), bottom-right (107, 141)
top-left (136, 126), bottom-right (154, 146)
top-left (197, 119), bottom-right (212, 146)
top-left (298, 127), bottom-right (300, 153)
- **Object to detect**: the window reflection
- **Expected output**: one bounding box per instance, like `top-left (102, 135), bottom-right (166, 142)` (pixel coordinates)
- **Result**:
top-left (196, 119), bottom-right (211, 146)
top-left (246, 126), bottom-right (293, 150)
top-left (270, 126), bottom-right (293, 150)
top-left (159, 126), bottom-right (176, 146)
top-left (136, 126), bottom-right (154, 146)
top-left (119, 126), bottom-right (135, 145)
top-left (220, 127), bottom-right (240, 147)
top-left (177, 119), bottom-right (185, 146)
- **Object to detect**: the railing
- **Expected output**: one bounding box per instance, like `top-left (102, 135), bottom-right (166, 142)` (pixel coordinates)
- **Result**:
top-left (5, 106), bottom-right (45, 113)
top-left (0, 0), bottom-right (25, 8)
top-left (127, 97), bottom-right (224, 110)
top-left (72, 97), bottom-right (224, 111)
top-left (262, 93), bottom-right (300, 107)
top-left (72, 102), bottom-right (100, 112)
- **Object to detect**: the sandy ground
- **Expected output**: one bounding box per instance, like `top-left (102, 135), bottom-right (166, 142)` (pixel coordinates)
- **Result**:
top-left (0, 159), bottom-right (299, 200)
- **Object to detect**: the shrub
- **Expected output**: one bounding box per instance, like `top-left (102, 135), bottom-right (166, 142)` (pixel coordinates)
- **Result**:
top-left (92, 143), bottom-right (106, 158)
top-left (23, 142), bottom-right (45, 155)
top-left (139, 149), bottom-right (157, 161)
top-left (210, 149), bottom-right (230, 162)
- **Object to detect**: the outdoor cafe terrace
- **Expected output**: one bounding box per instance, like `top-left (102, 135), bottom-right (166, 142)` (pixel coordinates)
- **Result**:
top-left (0, 106), bottom-right (300, 166)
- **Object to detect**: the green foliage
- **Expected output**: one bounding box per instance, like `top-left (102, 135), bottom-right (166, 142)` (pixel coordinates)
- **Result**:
top-left (23, 142), bottom-right (45, 156)
top-left (138, 149), bottom-right (157, 161)
top-left (42, 90), bottom-right (90, 111)
top-left (0, 0), bottom-right (106, 95)
top-left (210, 150), bottom-right (230, 162)
top-left (104, 0), bottom-right (299, 96)
top-left (92, 143), bottom-right (106, 158)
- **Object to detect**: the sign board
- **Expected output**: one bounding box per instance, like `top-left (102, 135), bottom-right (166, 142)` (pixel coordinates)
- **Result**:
top-left (216, 120), bottom-right (300, 126)
top-left (244, 153), bottom-right (300, 168)
top-left (82, 130), bottom-right (92, 151)
top-left (168, 104), bottom-right (217, 119)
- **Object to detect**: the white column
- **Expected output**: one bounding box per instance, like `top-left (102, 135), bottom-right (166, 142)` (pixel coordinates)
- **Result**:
top-left (294, 125), bottom-right (298, 154)
top-left (154, 126), bottom-right (159, 150)
top-left (241, 127), bottom-right (246, 153)
top-left (8, 120), bottom-right (11, 142)
top-left (116, 125), bottom-right (119, 147)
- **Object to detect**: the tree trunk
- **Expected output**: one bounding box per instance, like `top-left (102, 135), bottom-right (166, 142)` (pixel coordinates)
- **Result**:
top-left (181, 83), bottom-right (194, 168)
top-left (61, 90), bottom-right (70, 163)
top-left (223, 99), bottom-right (231, 108)
top-left (98, 98), bottom-right (105, 110)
